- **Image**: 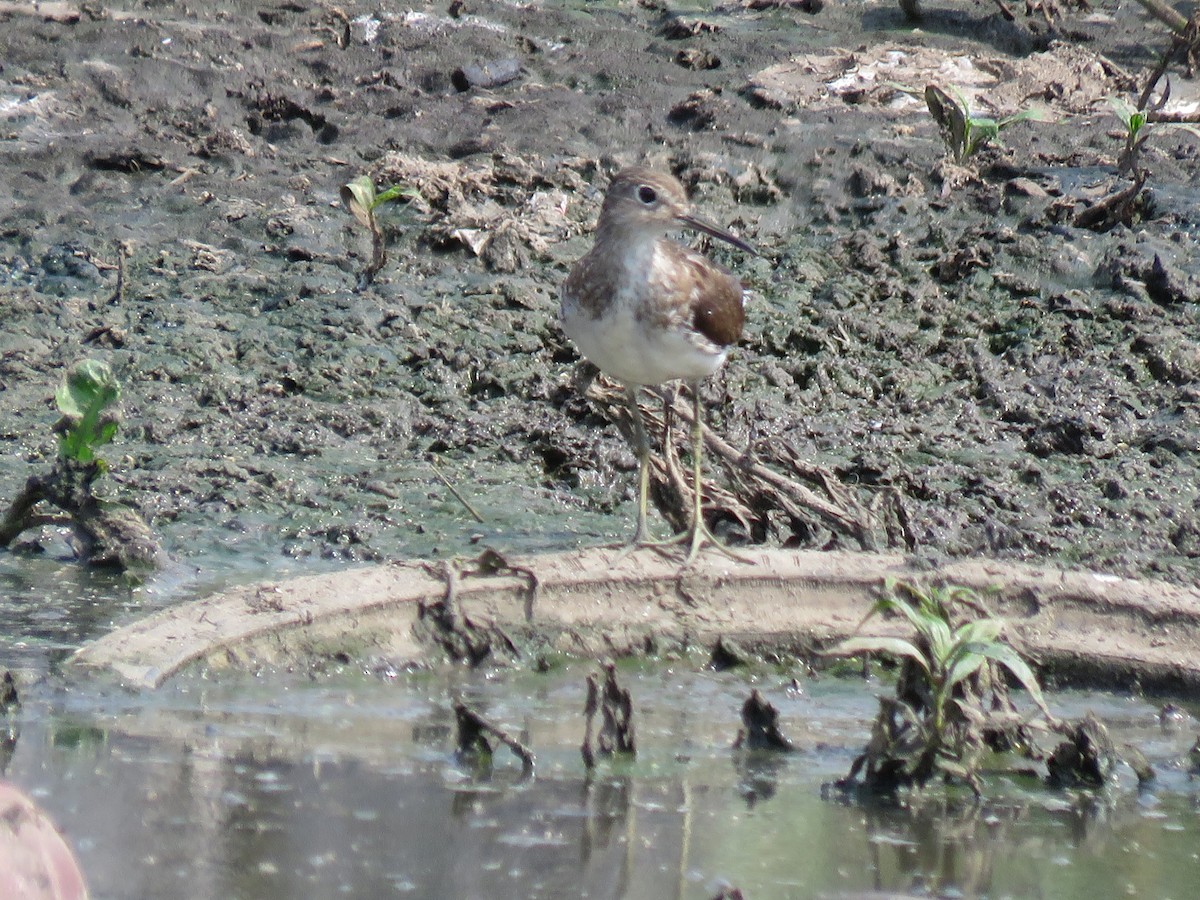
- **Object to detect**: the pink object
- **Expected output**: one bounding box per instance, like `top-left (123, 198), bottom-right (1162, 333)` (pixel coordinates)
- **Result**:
top-left (0, 780), bottom-right (88, 900)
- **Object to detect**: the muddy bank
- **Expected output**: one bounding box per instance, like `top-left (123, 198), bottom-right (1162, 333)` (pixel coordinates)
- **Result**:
top-left (73, 547), bottom-right (1200, 694)
top-left (1, 1), bottom-right (1199, 606)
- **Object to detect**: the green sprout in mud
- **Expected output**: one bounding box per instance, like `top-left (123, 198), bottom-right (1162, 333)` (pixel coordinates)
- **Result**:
top-left (923, 85), bottom-right (1046, 164)
top-left (54, 359), bottom-right (121, 469)
top-left (341, 175), bottom-right (420, 288)
top-left (1109, 94), bottom-right (1200, 177)
top-left (827, 579), bottom-right (1049, 796)
top-left (1, 359), bottom-right (160, 570)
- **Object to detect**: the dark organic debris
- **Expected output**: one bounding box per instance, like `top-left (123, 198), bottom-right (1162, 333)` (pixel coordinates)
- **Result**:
top-left (709, 635), bottom-right (746, 671)
top-left (1046, 712), bottom-right (1118, 788)
top-left (1120, 743), bottom-right (1155, 786)
top-left (733, 690), bottom-right (795, 752)
top-left (581, 662), bottom-right (636, 769)
top-left (87, 149), bottom-right (167, 173)
top-left (744, 0), bottom-right (823, 12)
top-left (242, 90), bottom-right (338, 142)
top-left (675, 48), bottom-right (721, 71)
top-left (416, 551), bottom-right (533, 666)
top-left (0, 672), bottom-right (17, 715)
top-left (453, 700), bottom-right (535, 778)
top-left (1072, 171), bottom-right (1148, 231)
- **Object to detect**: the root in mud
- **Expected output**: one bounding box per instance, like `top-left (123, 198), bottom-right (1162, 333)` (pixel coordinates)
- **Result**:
top-left (415, 550), bottom-right (533, 665)
top-left (582, 376), bottom-right (898, 553)
top-left (453, 700), bottom-right (535, 778)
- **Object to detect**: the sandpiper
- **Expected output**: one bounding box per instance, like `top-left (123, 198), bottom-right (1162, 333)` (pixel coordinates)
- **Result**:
top-left (560, 166), bottom-right (756, 563)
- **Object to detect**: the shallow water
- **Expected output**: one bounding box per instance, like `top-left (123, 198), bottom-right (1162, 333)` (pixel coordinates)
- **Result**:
top-left (7, 662), bottom-right (1200, 899)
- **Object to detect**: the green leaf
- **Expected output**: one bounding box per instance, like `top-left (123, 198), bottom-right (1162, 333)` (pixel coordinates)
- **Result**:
top-left (55, 359), bottom-right (119, 418)
top-left (974, 643), bottom-right (1048, 714)
top-left (881, 581), bottom-right (953, 663)
top-left (997, 107), bottom-right (1049, 128)
top-left (95, 420), bottom-right (119, 448)
top-left (1108, 95), bottom-right (1135, 125)
top-left (824, 636), bottom-right (932, 675)
top-left (55, 360), bottom-right (121, 464)
top-left (942, 642), bottom-right (993, 693)
top-left (952, 618), bottom-right (1003, 646)
top-left (341, 176), bottom-right (378, 230)
top-left (372, 184), bottom-right (420, 209)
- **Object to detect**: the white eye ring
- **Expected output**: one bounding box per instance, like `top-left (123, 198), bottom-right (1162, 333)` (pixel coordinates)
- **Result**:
top-left (637, 185), bottom-right (657, 205)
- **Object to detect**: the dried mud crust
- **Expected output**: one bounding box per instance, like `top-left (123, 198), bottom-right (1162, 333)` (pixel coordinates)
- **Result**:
top-left (1, 2), bottom-right (1199, 591)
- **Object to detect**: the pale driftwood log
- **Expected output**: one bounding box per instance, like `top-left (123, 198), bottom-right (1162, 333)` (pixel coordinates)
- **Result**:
top-left (72, 547), bottom-right (1200, 695)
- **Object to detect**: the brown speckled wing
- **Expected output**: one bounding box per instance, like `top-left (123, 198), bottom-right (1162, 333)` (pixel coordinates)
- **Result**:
top-left (680, 249), bottom-right (745, 348)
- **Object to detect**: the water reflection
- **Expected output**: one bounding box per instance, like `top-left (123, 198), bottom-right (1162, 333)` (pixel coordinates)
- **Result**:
top-left (4, 671), bottom-right (1200, 898)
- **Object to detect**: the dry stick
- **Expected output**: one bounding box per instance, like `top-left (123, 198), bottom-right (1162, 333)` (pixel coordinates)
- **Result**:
top-left (1148, 110), bottom-right (1200, 123)
top-left (429, 458), bottom-right (485, 523)
top-left (1135, 6), bottom-right (1200, 112)
top-left (1135, 0), bottom-right (1189, 33)
top-left (108, 240), bottom-right (128, 305)
top-left (453, 700), bottom-right (535, 776)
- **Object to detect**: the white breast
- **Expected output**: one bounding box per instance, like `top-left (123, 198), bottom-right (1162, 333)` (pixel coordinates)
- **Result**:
top-left (560, 281), bottom-right (728, 387)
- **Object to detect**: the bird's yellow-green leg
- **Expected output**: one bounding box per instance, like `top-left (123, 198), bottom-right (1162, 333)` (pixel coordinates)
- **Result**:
top-left (608, 385), bottom-right (667, 562)
top-left (612, 385), bottom-right (691, 561)
top-left (626, 384), bottom-right (655, 546)
top-left (681, 380), bottom-right (753, 567)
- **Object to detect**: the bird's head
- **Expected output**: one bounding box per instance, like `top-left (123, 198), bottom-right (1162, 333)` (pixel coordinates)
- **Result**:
top-left (597, 167), bottom-right (757, 255)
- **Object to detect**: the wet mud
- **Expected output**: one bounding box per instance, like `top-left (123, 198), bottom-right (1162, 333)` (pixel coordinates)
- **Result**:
top-left (2, 3), bottom-right (1200, 627)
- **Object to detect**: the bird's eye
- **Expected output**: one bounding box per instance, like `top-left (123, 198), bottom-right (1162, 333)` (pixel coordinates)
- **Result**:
top-left (637, 185), bottom-right (657, 205)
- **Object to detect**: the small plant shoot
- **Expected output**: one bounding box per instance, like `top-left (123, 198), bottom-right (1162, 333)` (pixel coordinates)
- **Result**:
top-left (923, 84), bottom-right (1046, 163)
top-left (826, 579), bottom-right (1050, 796)
top-left (0, 359), bottom-right (160, 570)
top-left (1109, 90), bottom-right (1200, 176)
top-left (55, 359), bottom-right (121, 468)
top-left (341, 175), bottom-right (420, 288)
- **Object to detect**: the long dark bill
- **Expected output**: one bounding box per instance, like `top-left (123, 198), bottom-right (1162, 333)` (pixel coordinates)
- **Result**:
top-left (676, 213), bottom-right (758, 257)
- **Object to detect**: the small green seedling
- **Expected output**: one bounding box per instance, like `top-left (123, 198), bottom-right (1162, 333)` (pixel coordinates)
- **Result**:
top-left (923, 84), bottom-right (1046, 163)
top-left (2, 358), bottom-right (160, 570)
top-left (55, 359), bottom-right (120, 469)
top-left (1109, 92), bottom-right (1200, 176)
top-left (341, 176), bottom-right (419, 288)
top-left (1111, 96), bottom-right (1154, 176)
top-left (827, 579), bottom-right (1048, 795)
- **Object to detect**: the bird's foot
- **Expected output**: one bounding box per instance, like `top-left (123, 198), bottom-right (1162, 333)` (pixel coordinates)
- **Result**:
top-left (679, 518), bottom-right (755, 568)
top-left (606, 521), bottom-right (753, 568)
top-left (605, 526), bottom-right (684, 566)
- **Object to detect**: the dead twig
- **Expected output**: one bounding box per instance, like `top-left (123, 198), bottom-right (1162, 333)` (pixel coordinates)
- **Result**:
top-left (429, 456), bottom-right (485, 523)
top-left (454, 700), bottom-right (535, 778)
